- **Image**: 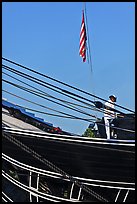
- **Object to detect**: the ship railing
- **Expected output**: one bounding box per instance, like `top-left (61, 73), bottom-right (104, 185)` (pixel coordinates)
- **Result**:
top-left (29, 172), bottom-right (39, 202)
top-left (2, 126), bottom-right (135, 146)
top-left (2, 168), bottom-right (134, 202)
top-left (2, 153), bottom-right (135, 202)
top-left (2, 153), bottom-right (135, 189)
top-left (2, 170), bottom-right (78, 202)
top-left (69, 182), bottom-right (82, 201)
top-left (2, 191), bottom-right (14, 202)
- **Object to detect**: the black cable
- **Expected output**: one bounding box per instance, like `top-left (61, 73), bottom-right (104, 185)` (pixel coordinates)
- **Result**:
top-left (2, 89), bottom-right (96, 123)
top-left (2, 65), bottom-right (97, 109)
top-left (2, 71), bottom-right (96, 112)
top-left (3, 79), bottom-right (100, 119)
top-left (2, 64), bottom-right (124, 117)
top-left (3, 90), bottom-right (135, 133)
top-left (2, 57), bottom-right (134, 113)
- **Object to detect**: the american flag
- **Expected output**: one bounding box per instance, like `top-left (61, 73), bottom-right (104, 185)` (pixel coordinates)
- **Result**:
top-left (79, 11), bottom-right (87, 62)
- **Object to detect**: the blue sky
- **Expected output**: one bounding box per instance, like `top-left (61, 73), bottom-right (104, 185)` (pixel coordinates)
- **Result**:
top-left (2, 2), bottom-right (135, 134)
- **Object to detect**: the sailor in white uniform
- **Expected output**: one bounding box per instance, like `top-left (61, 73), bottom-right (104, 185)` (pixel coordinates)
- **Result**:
top-left (104, 95), bottom-right (117, 139)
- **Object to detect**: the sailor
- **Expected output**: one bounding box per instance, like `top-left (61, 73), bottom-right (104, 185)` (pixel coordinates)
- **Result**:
top-left (104, 95), bottom-right (117, 139)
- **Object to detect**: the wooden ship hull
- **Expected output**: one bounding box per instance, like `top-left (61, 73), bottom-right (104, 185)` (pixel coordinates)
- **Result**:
top-left (2, 102), bottom-right (135, 202)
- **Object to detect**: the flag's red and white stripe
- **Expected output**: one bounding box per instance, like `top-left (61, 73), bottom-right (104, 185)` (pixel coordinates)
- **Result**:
top-left (79, 11), bottom-right (87, 62)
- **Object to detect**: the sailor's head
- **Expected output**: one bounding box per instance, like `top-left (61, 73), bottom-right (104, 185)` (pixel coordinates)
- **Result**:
top-left (109, 95), bottom-right (117, 102)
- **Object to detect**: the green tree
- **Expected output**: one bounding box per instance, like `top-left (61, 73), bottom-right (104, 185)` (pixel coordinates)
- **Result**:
top-left (82, 128), bottom-right (95, 138)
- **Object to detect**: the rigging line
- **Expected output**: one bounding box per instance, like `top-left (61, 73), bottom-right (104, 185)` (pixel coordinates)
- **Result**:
top-left (2, 101), bottom-right (94, 122)
top-left (2, 65), bottom-right (96, 106)
top-left (2, 71), bottom-right (96, 112)
top-left (2, 64), bottom-right (96, 107)
top-left (3, 89), bottom-right (134, 133)
top-left (2, 71), bottom-right (120, 119)
top-left (2, 65), bottom-right (99, 108)
top-left (2, 80), bottom-right (126, 121)
top-left (3, 79), bottom-right (99, 119)
top-left (2, 65), bottom-right (127, 117)
top-left (3, 78), bottom-right (117, 120)
top-left (3, 92), bottom-right (134, 134)
top-left (2, 89), bottom-right (97, 122)
top-left (2, 58), bottom-right (134, 113)
top-left (3, 71), bottom-right (109, 116)
top-left (95, 120), bottom-right (135, 133)
top-left (84, 3), bottom-right (93, 74)
top-left (83, 3), bottom-right (94, 90)
top-left (2, 91), bottom-right (95, 123)
top-left (2, 73), bottom-right (124, 120)
top-left (83, 3), bottom-right (98, 120)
